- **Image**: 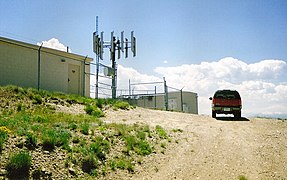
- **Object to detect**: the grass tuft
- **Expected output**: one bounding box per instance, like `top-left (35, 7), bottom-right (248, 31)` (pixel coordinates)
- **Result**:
top-left (0, 129), bottom-right (8, 153)
top-left (25, 131), bottom-right (37, 150)
top-left (85, 105), bottom-right (105, 117)
top-left (6, 150), bottom-right (32, 179)
top-left (41, 128), bottom-right (57, 151)
top-left (113, 101), bottom-right (130, 110)
top-left (112, 156), bottom-right (134, 172)
top-left (80, 123), bottom-right (90, 135)
top-left (238, 175), bottom-right (248, 180)
top-left (155, 125), bottom-right (168, 139)
top-left (82, 154), bottom-right (98, 174)
top-left (90, 136), bottom-right (110, 161)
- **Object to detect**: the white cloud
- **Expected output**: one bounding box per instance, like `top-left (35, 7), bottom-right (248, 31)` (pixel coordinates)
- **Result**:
top-left (163, 60), bottom-right (168, 64)
top-left (37, 38), bottom-right (72, 52)
top-left (117, 65), bottom-right (163, 94)
top-left (153, 57), bottom-right (287, 117)
top-left (91, 65), bottom-right (162, 98)
top-left (92, 57), bottom-right (287, 118)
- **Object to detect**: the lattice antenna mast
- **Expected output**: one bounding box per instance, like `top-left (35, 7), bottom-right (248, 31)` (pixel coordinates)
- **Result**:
top-left (95, 16), bottom-right (100, 99)
top-left (93, 22), bottom-right (136, 99)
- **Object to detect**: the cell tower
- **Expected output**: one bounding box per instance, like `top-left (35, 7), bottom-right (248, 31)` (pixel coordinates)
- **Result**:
top-left (93, 17), bottom-right (136, 99)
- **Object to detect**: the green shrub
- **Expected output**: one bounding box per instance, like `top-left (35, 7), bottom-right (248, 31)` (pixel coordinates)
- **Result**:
top-left (85, 105), bottom-right (94, 115)
top-left (110, 160), bottom-right (117, 171)
top-left (0, 139), bottom-right (5, 153)
top-left (91, 108), bottom-right (105, 117)
top-left (125, 135), bottom-right (137, 152)
top-left (25, 132), bottom-right (37, 150)
top-left (31, 124), bottom-right (41, 132)
top-left (113, 101), bottom-right (130, 110)
top-left (41, 128), bottom-right (71, 151)
top-left (135, 140), bottom-right (153, 156)
top-left (238, 175), bottom-right (248, 180)
top-left (136, 131), bottom-right (146, 140)
top-left (17, 103), bottom-right (24, 112)
top-left (85, 105), bottom-right (104, 117)
top-left (57, 129), bottom-right (71, 149)
top-left (96, 98), bottom-right (106, 108)
top-left (68, 122), bottom-right (77, 130)
top-left (72, 136), bottom-right (80, 144)
top-left (113, 156), bottom-right (134, 172)
top-left (34, 115), bottom-right (48, 123)
top-left (32, 94), bottom-right (43, 104)
top-left (0, 126), bottom-right (11, 153)
top-left (156, 125), bottom-right (168, 139)
top-left (80, 123), bottom-right (90, 135)
top-left (82, 154), bottom-right (98, 173)
top-left (6, 151), bottom-right (32, 179)
top-left (90, 136), bottom-right (110, 161)
top-left (124, 135), bottom-right (153, 156)
top-left (111, 123), bottom-right (130, 137)
top-left (42, 129), bottom-right (57, 151)
top-left (0, 130), bottom-right (8, 153)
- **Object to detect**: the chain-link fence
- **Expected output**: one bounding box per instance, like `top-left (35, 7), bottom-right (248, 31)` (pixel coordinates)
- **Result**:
top-left (118, 79), bottom-right (198, 114)
top-left (86, 59), bottom-right (198, 114)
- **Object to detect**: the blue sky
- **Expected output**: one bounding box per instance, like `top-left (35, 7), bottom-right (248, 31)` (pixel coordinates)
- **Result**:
top-left (1, 0), bottom-right (287, 73)
top-left (1, 0), bottom-right (287, 117)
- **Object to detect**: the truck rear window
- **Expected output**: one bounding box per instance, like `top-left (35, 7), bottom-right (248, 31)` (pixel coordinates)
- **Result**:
top-left (214, 91), bottom-right (240, 99)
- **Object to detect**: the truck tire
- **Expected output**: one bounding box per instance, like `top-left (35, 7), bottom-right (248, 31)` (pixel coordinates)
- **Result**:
top-left (234, 111), bottom-right (241, 119)
top-left (212, 111), bottom-right (216, 118)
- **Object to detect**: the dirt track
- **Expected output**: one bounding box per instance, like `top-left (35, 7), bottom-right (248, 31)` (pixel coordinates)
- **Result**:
top-left (103, 107), bottom-right (287, 180)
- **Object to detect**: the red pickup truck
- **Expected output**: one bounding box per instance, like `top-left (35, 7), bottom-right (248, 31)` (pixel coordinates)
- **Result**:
top-left (209, 90), bottom-right (242, 119)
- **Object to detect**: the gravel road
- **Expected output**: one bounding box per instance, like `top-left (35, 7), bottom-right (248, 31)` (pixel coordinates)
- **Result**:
top-left (103, 107), bottom-right (287, 180)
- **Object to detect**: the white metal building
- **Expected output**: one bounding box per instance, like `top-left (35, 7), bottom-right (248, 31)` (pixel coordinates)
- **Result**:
top-left (0, 36), bottom-right (93, 96)
top-left (128, 91), bottom-right (198, 114)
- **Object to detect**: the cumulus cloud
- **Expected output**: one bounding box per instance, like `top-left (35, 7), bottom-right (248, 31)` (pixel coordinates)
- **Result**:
top-left (153, 57), bottom-right (287, 117)
top-left (91, 65), bottom-right (162, 98)
top-left (92, 57), bottom-right (287, 117)
top-left (37, 38), bottom-right (72, 52)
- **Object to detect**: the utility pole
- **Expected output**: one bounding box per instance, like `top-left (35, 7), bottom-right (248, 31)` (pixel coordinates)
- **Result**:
top-left (37, 43), bottom-right (43, 91)
top-left (110, 33), bottom-right (117, 99)
top-left (164, 77), bottom-right (168, 111)
top-left (95, 16), bottom-right (99, 99)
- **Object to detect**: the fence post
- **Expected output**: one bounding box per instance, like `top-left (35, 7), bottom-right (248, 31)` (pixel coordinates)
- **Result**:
top-left (180, 88), bottom-right (183, 112)
top-left (163, 77), bottom-right (168, 111)
top-left (37, 43), bottom-right (43, 91)
top-left (154, 86), bottom-right (157, 109)
top-left (83, 59), bottom-right (86, 96)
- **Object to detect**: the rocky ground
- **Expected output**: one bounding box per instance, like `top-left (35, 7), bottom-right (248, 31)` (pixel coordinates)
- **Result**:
top-left (1, 106), bottom-right (287, 179)
top-left (103, 108), bottom-right (287, 180)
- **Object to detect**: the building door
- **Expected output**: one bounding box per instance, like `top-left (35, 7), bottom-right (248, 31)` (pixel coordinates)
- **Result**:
top-left (68, 64), bottom-right (80, 95)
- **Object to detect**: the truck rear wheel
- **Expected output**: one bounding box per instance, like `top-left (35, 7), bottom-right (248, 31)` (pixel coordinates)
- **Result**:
top-left (234, 111), bottom-right (241, 119)
top-left (212, 111), bottom-right (216, 118)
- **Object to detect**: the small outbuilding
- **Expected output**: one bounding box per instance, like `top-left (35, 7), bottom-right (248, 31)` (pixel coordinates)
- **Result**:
top-left (125, 91), bottom-right (198, 114)
top-left (0, 36), bottom-right (92, 96)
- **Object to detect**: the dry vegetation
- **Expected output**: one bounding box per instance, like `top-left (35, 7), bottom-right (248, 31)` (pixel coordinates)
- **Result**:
top-left (0, 85), bottom-right (182, 179)
top-left (1, 85), bottom-right (287, 180)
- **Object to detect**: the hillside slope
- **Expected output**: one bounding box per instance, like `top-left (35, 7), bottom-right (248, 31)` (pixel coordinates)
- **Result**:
top-left (0, 86), bottom-right (181, 179)
top-left (103, 108), bottom-right (287, 180)
top-left (0, 86), bottom-right (286, 179)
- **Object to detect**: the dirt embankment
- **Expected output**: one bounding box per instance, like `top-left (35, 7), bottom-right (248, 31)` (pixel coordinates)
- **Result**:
top-left (103, 108), bottom-right (287, 180)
